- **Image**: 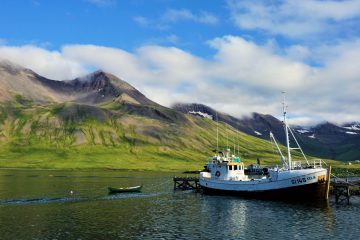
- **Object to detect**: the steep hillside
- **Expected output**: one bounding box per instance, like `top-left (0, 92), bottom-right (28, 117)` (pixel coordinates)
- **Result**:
top-left (0, 61), bottom-right (303, 170)
top-left (0, 100), bottom-right (303, 170)
top-left (173, 103), bottom-right (360, 161)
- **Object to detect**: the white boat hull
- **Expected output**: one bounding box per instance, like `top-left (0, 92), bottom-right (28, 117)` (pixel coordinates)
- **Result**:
top-left (199, 168), bottom-right (328, 199)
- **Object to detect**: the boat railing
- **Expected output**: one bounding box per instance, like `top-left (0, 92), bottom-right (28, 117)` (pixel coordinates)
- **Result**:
top-left (208, 155), bottom-right (242, 164)
top-left (290, 159), bottom-right (323, 169)
top-left (312, 159), bottom-right (323, 168)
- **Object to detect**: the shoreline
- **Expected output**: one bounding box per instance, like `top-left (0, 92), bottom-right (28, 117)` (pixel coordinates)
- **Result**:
top-left (0, 167), bottom-right (193, 173)
top-left (0, 166), bottom-right (359, 177)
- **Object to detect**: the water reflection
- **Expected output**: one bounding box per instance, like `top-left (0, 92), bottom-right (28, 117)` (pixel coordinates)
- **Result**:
top-left (0, 169), bottom-right (360, 239)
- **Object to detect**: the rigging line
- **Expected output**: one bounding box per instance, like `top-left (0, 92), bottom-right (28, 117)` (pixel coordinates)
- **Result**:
top-left (288, 127), bottom-right (309, 165)
top-left (270, 134), bottom-right (277, 156)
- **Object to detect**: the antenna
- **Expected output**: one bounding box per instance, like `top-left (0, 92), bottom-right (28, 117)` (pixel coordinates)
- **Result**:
top-left (237, 131), bottom-right (239, 156)
top-left (216, 111), bottom-right (219, 152)
top-left (226, 125), bottom-right (229, 150)
top-left (233, 136), bottom-right (235, 155)
top-left (282, 91), bottom-right (292, 169)
top-left (282, 91), bottom-right (287, 116)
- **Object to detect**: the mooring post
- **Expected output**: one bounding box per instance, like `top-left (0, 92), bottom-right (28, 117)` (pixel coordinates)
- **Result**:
top-left (325, 165), bottom-right (332, 200)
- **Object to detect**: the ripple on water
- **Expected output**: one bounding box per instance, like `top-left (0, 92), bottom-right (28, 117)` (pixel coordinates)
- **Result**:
top-left (1, 169), bottom-right (360, 240)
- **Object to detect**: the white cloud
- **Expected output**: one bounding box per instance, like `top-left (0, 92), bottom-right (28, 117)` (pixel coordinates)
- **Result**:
top-left (227, 0), bottom-right (360, 39)
top-left (285, 45), bottom-right (311, 62)
top-left (207, 36), bottom-right (313, 90)
top-left (0, 45), bottom-right (87, 79)
top-left (1, 36), bottom-right (360, 124)
top-left (162, 9), bottom-right (219, 25)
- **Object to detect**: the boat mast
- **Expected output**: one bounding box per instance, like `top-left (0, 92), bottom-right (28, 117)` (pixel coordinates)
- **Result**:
top-left (282, 92), bottom-right (292, 170)
top-left (237, 130), bottom-right (239, 156)
top-left (216, 111), bottom-right (219, 153)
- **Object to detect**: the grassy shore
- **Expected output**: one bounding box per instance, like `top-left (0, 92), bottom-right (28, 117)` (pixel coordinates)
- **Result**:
top-left (0, 101), bottom-right (358, 173)
top-left (0, 142), bottom-right (356, 174)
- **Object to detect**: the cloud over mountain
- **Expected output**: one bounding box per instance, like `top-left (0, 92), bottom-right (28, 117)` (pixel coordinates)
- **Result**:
top-left (1, 34), bottom-right (359, 125)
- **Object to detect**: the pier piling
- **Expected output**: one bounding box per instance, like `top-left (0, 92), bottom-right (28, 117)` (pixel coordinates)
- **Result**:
top-left (173, 177), bottom-right (200, 191)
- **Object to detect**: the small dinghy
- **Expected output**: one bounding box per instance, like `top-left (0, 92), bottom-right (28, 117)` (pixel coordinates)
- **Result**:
top-left (108, 185), bottom-right (142, 194)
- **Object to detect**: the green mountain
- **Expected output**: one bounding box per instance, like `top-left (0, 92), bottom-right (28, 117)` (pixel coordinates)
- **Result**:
top-left (0, 61), bottom-right (334, 171)
top-left (173, 103), bottom-right (360, 161)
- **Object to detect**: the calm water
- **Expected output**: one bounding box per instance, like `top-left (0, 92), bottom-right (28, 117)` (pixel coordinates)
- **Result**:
top-left (0, 169), bottom-right (360, 240)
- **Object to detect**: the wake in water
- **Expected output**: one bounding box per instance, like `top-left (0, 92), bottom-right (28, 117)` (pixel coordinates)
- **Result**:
top-left (0, 190), bottom-right (192, 205)
top-left (0, 197), bottom-right (83, 205)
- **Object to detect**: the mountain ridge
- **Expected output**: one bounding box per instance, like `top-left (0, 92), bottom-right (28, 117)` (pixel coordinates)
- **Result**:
top-left (0, 60), bottom-right (156, 106)
top-left (0, 61), bottom-right (357, 171)
top-left (173, 103), bottom-right (360, 161)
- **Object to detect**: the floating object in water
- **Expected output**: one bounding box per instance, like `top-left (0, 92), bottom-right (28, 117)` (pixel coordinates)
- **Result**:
top-left (108, 185), bottom-right (142, 193)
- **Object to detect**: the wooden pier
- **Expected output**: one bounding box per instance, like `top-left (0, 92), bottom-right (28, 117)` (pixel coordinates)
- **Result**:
top-left (331, 180), bottom-right (360, 204)
top-left (173, 177), bottom-right (200, 191)
top-left (332, 182), bottom-right (351, 204)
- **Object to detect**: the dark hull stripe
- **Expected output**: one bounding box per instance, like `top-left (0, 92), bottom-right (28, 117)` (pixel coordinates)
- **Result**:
top-left (201, 182), bottom-right (327, 200)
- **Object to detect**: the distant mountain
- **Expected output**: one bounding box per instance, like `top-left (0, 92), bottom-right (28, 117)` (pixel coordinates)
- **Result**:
top-left (0, 61), bottom-right (289, 170)
top-left (172, 103), bottom-right (286, 141)
top-left (0, 60), bottom-right (358, 171)
top-left (0, 60), bottom-right (156, 106)
top-left (173, 103), bottom-right (360, 161)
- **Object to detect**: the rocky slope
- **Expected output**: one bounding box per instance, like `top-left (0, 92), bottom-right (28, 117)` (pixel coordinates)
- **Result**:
top-left (173, 103), bottom-right (360, 161)
top-left (0, 61), bottom-right (291, 170)
top-left (0, 60), bottom-right (156, 105)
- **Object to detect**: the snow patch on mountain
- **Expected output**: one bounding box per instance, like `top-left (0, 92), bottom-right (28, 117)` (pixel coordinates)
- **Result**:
top-left (254, 131), bottom-right (262, 136)
top-left (297, 129), bottom-right (311, 134)
top-left (343, 125), bottom-right (360, 131)
top-left (346, 131), bottom-right (358, 135)
top-left (188, 111), bottom-right (213, 119)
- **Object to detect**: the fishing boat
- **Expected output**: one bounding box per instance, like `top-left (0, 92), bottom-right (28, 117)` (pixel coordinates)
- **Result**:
top-left (199, 94), bottom-right (329, 200)
top-left (108, 185), bottom-right (142, 194)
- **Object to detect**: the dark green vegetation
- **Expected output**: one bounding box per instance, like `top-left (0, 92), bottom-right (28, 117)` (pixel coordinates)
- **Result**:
top-left (0, 94), bottom-right (318, 171)
top-left (0, 61), bottom-right (355, 172)
top-left (174, 103), bottom-right (360, 162)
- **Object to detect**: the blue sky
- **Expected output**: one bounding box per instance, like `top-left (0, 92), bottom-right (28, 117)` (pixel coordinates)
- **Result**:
top-left (1, 0), bottom-right (232, 55)
top-left (1, 0), bottom-right (360, 125)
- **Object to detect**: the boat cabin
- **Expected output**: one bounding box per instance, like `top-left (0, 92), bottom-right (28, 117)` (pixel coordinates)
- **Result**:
top-left (205, 155), bottom-right (248, 181)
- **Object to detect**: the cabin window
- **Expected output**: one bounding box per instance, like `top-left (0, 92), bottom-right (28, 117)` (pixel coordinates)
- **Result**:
top-left (229, 165), bottom-right (233, 170)
top-left (234, 165), bottom-right (238, 170)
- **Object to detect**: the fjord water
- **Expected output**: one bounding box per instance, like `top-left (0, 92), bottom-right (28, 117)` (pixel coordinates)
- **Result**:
top-left (0, 169), bottom-right (359, 240)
